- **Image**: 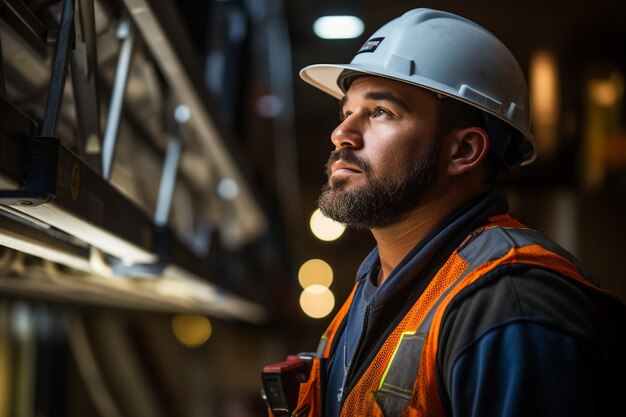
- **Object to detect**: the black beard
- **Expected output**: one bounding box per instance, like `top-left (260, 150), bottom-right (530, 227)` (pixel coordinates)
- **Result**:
top-left (318, 140), bottom-right (440, 229)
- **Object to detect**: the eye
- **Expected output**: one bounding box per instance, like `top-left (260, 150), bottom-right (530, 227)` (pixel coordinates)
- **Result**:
top-left (339, 111), bottom-right (352, 121)
top-left (372, 107), bottom-right (392, 118)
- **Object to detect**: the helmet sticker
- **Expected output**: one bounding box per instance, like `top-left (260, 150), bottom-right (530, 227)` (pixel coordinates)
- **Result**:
top-left (357, 37), bottom-right (385, 54)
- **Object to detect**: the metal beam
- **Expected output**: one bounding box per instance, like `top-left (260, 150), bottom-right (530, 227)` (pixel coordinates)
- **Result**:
top-left (101, 20), bottom-right (134, 180)
top-left (70, 0), bottom-right (101, 169)
top-left (0, 208), bottom-right (92, 273)
top-left (40, 0), bottom-right (74, 138)
top-left (0, 0), bottom-right (48, 56)
top-left (0, 262), bottom-right (266, 321)
top-left (0, 19), bottom-right (5, 96)
top-left (0, 97), bottom-right (157, 263)
top-left (0, 97), bottom-right (262, 308)
top-left (153, 137), bottom-right (181, 227)
top-left (0, 0), bottom-right (268, 320)
top-left (124, 0), bottom-right (267, 245)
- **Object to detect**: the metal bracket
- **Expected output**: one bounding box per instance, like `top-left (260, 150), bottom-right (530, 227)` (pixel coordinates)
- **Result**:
top-left (112, 129), bottom-right (183, 276)
top-left (0, 0), bottom-right (71, 205)
top-left (110, 227), bottom-right (168, 277)
top-left (0, 136), bottom-right (60, 206)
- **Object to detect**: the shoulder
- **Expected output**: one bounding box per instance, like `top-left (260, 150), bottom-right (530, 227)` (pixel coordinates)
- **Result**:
top-left (439, 266), bottom-right (615, 357)
top-left (435, 267), bottom-right (625, 416)
top-left (442, 223), bottom-right (613, 351)
top-left (431, 222), bottom-right (626, 415)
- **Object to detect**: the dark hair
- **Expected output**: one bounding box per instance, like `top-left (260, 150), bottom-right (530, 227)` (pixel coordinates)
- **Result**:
top-left (434, 96), bottom-right (497, 184)
top-left (435, 96), bottom-right (487, 135)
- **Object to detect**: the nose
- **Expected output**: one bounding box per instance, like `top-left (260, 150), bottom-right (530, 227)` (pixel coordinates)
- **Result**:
top-left (331, 116), bottom-right (363, 150)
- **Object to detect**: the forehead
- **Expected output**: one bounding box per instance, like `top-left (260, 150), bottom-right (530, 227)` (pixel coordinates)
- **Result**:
top-left (341, 76), bottom-right (437, 108)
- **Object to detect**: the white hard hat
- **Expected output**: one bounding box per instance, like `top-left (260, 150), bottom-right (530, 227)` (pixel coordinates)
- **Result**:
top-left (300, 8), bottom-right (536, 167)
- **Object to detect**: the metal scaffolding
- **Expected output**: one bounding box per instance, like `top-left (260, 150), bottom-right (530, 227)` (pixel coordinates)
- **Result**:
top-left (0, 0), bottom-right (267, 322)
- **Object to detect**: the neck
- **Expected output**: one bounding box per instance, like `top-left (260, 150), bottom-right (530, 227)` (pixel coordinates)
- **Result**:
top-left (372, 183), bottom-right (488, 285)
top-left (371, 202), bottom-right (443, 285)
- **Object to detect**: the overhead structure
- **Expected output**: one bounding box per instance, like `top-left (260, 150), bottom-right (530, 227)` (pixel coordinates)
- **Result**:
top-left (0, 0), bottom-right (267, 322)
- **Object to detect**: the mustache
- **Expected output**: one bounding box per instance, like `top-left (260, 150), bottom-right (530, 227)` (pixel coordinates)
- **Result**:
top-left (325, 149), bottom-right (371, 177)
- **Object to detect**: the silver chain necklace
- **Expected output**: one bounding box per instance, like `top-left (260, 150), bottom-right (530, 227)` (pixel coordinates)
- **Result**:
top-left (337, 267), bottom-right (380, 404)
top-left (337, 339), bottom-right (350, 402)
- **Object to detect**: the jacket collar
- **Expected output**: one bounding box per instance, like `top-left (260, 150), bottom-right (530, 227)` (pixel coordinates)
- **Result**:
top-left (354, 191), bottom-right (509, 306)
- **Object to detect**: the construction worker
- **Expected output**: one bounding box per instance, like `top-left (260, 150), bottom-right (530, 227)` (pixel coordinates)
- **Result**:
top-left (264, 8), bottom-right (625, 417)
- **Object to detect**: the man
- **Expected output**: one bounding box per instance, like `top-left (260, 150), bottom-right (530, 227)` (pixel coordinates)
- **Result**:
top-left (265, 8), bottom-right (625, 417)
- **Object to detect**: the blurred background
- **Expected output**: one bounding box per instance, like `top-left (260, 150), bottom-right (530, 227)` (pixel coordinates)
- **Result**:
top-left (0, 0), bottom-right (625, 416)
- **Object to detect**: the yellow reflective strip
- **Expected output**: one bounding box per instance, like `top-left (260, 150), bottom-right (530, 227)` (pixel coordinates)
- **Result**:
top-left (378, 330), bottom-right (416, 390)
top-left (485, 225), bottom-right (532, 231)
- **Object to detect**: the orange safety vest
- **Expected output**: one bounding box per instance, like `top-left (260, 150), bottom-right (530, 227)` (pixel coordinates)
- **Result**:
top-left (281, 215), bottom-right (618, 417)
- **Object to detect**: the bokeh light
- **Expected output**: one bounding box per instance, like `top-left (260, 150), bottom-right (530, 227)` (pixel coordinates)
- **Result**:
top-left (299, 285), bottom-right (335, 319)
top-left (171, 314), bottom-right (212, 348)
top-left (298, 258), bottom-right (333, 289)
top-left (310, 208), bottom-right (345, 241)
top-left (313, 16), bottom-right (364, 39)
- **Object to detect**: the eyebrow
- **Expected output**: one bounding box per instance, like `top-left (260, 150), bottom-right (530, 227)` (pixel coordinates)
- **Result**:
top-left (339, 90), bottom-right (410, 113)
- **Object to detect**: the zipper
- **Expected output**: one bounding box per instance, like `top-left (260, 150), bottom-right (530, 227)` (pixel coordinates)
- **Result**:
top-left (291, 404), bottom-right (310, 417)
top-left (457, 226), bottom-right (485, 252)
top-left (339, 303), bottom-right (371, 411)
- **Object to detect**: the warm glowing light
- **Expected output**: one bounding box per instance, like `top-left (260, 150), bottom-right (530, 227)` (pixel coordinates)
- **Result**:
top-left (310, 208), bottom-right (345, 241)
top-left (530, 50), bottom-right (559, 156)
top-left (171, 314), bottom-right (212, 348)
top-left (300, 285), bottom-right (335, 318)
top-left (582, 71), bottom-right (624, 188)
top-left (313, 16), bottom-right (364, 39)
top-left (531, 51), bottom-right (559, 122)
top-left (589, 80), bottom-right (618, 107)
top-left (298, 259), bottom-right (333, 289)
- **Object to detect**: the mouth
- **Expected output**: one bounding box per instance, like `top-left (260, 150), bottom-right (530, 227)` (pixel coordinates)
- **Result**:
top-left (331, 160), bottom-right (362, 176)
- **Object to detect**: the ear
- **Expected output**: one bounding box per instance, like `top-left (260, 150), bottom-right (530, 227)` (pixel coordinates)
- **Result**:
top-left (443, 127), bottom-right (490, 176)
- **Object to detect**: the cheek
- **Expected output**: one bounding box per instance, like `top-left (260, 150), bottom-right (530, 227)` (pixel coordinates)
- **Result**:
top-left (365, 124), bottom-right (429, 172)
top-left (370, 143), bottom-right (419, 181)
top-left (380, 138), bottom-right (421, 164)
